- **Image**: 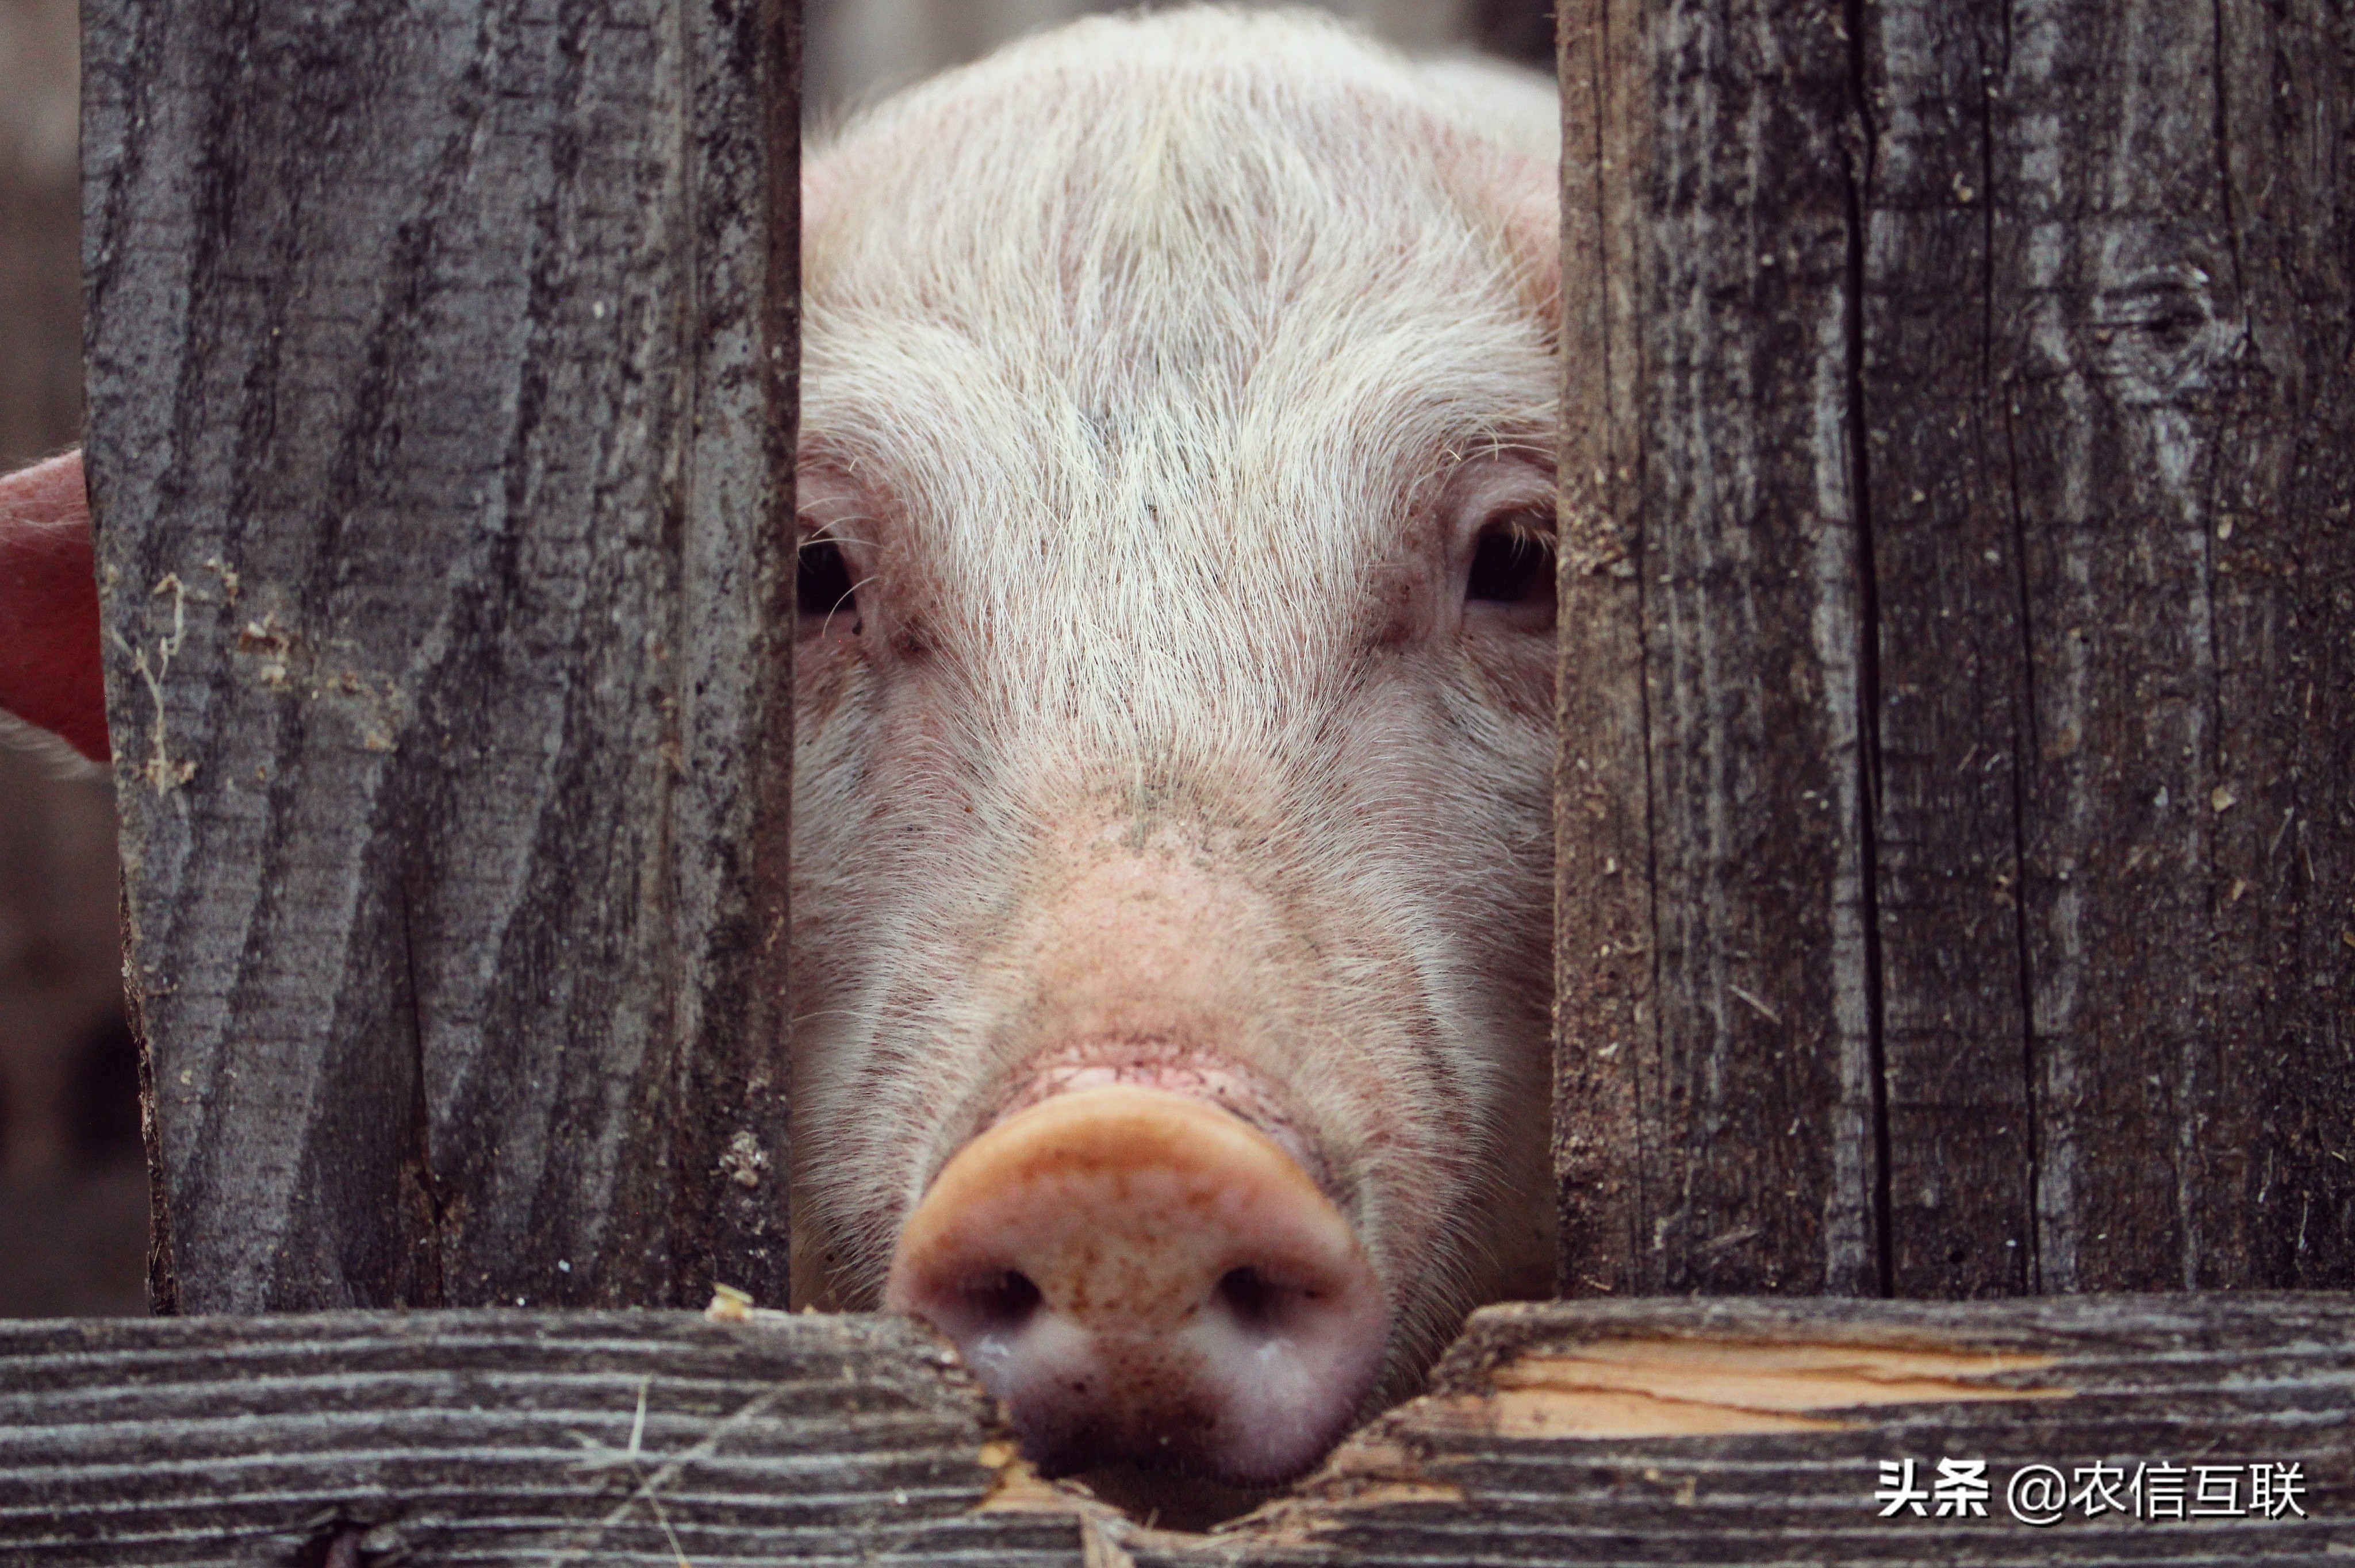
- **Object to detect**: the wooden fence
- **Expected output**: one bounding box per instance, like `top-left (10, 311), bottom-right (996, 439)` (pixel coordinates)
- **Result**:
top-left (11, 0), bottom-right (2350, 1558)
top-left (5, 1296), bottom-right (2349, 1563)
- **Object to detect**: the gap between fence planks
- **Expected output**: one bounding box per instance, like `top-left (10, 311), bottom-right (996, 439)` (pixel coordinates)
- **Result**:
top-left (1, 1296), bottom-right (2345, 1566)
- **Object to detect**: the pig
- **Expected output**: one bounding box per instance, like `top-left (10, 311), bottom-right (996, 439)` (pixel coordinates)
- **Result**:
top-left (0, 6), bottom-right (1563, 1492)
top-left (791, 8), bottom-right (1562, 1487)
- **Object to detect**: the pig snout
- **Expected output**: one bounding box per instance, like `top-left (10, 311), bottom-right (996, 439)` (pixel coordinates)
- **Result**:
top-left (885, 1085), bottom-right (1386, 1485)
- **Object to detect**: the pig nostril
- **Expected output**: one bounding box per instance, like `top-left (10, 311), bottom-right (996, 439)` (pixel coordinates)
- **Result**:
top-left (962, 1268), bottom-right (1044, 1333)
top-left (1214, 1265), bottom-right (1305, 1331)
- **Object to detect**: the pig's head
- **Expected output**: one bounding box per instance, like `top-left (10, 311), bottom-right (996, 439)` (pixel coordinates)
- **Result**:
top-left (791, 9), bottom-right (1561, 1486)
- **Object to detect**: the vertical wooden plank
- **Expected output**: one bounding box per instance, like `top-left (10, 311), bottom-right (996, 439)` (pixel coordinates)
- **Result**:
top-left (1984, 0), bottom-right (2352, 1289)
top-left (2199, 0), bottom-right (2355, 1288)
top-left (83, 0), bottom-right (798, 1310)
top-left (1556, 0), bottom-right (1884, 1297)
top-left (1851, 1), bottom-right (2041, 1297)
top-left (1562, 0), bottom-right (2352, 1302)
top-left (1857, 0), bottom-right (2353, 1293)
top-left (664, 0), bottom-right (800, 1318)
top-left (1846, 0), bottom-right (2355, 1290)
top-left (1551, 0), bottom-right (1651, 1297)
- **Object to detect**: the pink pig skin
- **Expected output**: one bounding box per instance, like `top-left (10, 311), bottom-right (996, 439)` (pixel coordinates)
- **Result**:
top-left (0, 451), bottom-right (106, 763)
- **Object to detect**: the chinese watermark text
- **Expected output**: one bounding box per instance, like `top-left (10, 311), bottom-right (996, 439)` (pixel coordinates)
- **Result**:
top-left (1872, 1459), bottom-right (2308, 1526)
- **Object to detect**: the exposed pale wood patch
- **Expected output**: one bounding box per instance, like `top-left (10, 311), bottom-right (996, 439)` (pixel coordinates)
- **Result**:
top-left (1425, 1336), bottom-right (2062, 1438)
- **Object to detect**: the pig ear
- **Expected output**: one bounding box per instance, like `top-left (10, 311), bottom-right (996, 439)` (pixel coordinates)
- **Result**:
top-left (1432, 140), bottom-right (1562, 344)
top-left (1421, 61), bottom-right (1563, 343)
top-left (803, 159), bottom-right (830, 229)
top-left (0, 450), bottom-right (109, 763)
top-left (1496, 167), bottom-right (1562, 345)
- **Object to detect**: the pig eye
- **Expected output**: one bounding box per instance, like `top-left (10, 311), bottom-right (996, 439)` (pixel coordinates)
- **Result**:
top-left (797, 535), bottom-right (858, 637)
top-left (1465, 516), bottom-right (1556, 629)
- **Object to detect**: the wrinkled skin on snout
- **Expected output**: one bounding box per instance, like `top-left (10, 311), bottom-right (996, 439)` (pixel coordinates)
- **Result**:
top-left (791, 10), bottom-right (1563, 1488)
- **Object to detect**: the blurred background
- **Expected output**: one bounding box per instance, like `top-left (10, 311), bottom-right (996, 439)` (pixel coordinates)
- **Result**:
top-left (0, 0), bottom-right (1553, 1316)
top-left (0, 0), bottom-right (143, 1317)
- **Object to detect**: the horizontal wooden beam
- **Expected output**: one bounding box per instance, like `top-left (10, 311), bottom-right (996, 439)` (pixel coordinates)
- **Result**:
top-left (1229, 1294), bottom-right (2353, 1565)
top-left (1, 1296), bottom-right (2346, 1565)
top-left (0, 1309), bottom-right (1074, 1567)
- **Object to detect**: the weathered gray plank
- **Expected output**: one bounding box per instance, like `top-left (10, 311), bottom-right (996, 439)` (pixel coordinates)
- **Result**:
top-left (2193, 0), bottom-right (2355, 1290)
top-left (0, 1309), bottom-right (1083, 1566)
top-left (1855, 0), bottom-right (2355, 1290)
top-left (81, 0), bottom-right (799, 1310)
top-left (1548, 0), bottom-right (1653, 1300)
top-left (4, 1299), bottom-right (2344, 1565)
top-left (1852, 0), bottom-right (2041, 1300)
top-left (1552, 0), bottom-right (1882, 1296)
top-left (1148, 1294), bottom-right (2355, 1565)
top-left (1555, 0), bottom-right (2355, 1298)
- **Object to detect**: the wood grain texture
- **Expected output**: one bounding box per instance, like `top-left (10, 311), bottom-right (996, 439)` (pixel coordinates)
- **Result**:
top-left (1549, 0), bottom-right (1653, 1301)
top-left (1554, 0), bottom-right (1883, 1297)
top-left (3, 1299), bottom-right (2344, 1565)
top-left (0, 1309), bottom-right (1084, 1566)
top-left (81, 0), bottom-right (800, 1311)
top-left (1147, 1294), bottom-right (2353, 1566)
top-left (1854, 0), bottom-right (2041, 1301)
top-left (1859, 0), bottom-right (2355, 1292)
top-left (1556, 0), bottom-right (2355, 1298)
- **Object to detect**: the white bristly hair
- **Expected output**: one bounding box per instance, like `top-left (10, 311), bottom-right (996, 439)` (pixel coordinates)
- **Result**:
top-left (790, 5), bottom-right (1562, 1404)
